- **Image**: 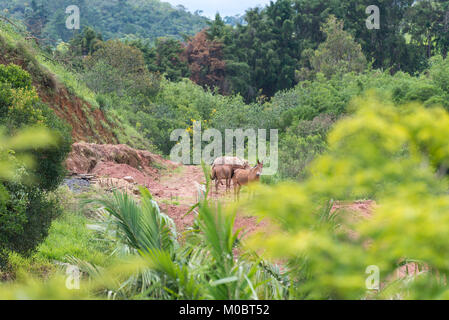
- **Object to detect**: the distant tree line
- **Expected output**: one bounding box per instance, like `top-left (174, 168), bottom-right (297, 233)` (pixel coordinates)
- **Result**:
top-left (5, 0), bottom-right (449, 102)
top-left (0, 0), bottom-right (208, 41)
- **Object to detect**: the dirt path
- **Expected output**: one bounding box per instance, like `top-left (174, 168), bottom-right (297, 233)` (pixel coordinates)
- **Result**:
top-left (153, 166), bottom-right (207, 205)
top-left (153, 165), bottom-right (267, 236)
top-left (65, 143), bottom-right (268, 236)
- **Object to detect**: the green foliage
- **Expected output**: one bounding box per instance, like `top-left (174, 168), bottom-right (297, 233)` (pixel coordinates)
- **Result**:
top-left (270, 58), bottom-right (449, 180)
top-left (207, 4), bottom-right (304, 101)
top-left (0, 64), bottom-right (71, 265)
top-left (126, 78), bottom-right (224, 154)
top-left (69, 27), bottom-right (103, 56)
top-left (0, 0), bottom-right (208, 42)
top-left (146, 37), bottom-right (190, 82)
top-left (0, 127), bottom-right (58, 267)
top-left (429, 55), bottom-right (449, 94)
top-left (87, 188), bottom-right (178, 255)
top-left (4, 0), bottom-right (449, 103)
top-left (0, 127), bottom-right (55, 180)
top-left (84, 40), bottom-right (160, 98)
top-left (2, 185), bottom-right (61, 255)
top-left (0, 33), bottom-right (56, 92)
top-left (278, 114), bottom-right (332, 180)
top-left (203, 0), bottom-right (449, 100)
top-left (404, 0), bottom-right (449, 60)
top-left (309, 16), bottom-right (367, 79)
top-left (0, 186), bottom-right (116, 291)
top-left (0, 64), bottom-right (32, 89)
top-left (247, 96), bottom-right (449, 299)
top-left (0, 275), bottom-right (91, 299)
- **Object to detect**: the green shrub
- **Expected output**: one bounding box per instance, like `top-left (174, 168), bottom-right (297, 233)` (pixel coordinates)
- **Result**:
top-left (84, 40), bottom-right (160, 98)
top-left (404, 83), bottom-right (444, 103)
top-left (248, 96), bottom-right (449, 299)
top-left (2, 184), bottom-right (62, 255)
top-left (278, 114), bottom-right (333, 180)
top-left (429, 55), bottom-right (449, 94)
top-left (0, 64), bottom-right (32, 89)
top-left (0, 65), bottom-right (71, 266)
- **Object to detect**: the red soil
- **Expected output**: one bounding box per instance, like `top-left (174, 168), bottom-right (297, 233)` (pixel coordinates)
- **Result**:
top-left (332, 200), bottom-right (376, 218)
top-left (39, 87), bottom-right (118, 144)
top-left (66, 142), bottom-right (177, 183)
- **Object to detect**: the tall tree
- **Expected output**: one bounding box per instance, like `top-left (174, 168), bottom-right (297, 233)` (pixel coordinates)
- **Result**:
top-left (186, 30), bottom-right (227, 93)
top-left (310, 16), bottom-right (367, 78)
top-left (70, 27), bottom-right (103, 56)
top-left (24, 0), bottom-right (48, 38)
top-left (148, 38), bottom-right (190, 82)
top-left (405, 0), bottom-right (449, 59)
top-left (84, 40), bottom-right (159, 97)
top-left (343, 0), bottom-right (417, 73)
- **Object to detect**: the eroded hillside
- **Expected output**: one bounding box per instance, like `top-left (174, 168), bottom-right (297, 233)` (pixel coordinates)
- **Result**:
top-left (0, 33), bottom-right (118, 144)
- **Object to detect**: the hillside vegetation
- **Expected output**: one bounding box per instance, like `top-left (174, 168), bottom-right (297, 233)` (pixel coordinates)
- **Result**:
top-left (2, 0), bottom-right (449, 301)
top-left (0, 0), bottom-right (208, 41)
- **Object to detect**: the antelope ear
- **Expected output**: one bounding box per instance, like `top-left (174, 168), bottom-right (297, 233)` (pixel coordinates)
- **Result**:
top-left (257, 160), bottom-right (260, 164)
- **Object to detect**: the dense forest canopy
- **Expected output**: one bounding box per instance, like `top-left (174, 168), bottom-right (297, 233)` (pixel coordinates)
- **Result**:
top-left (203, 0), bottom-right (449, 101)
top-left (0, 0), bottom-right (209, 41)
top-left (3, 0), bottom-right (449, 102)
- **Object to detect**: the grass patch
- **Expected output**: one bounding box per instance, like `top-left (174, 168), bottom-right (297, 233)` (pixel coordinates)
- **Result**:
top-left (35, 211), bottom-right (113, 267)
top-left (37, 56), bottom-right (99, 108)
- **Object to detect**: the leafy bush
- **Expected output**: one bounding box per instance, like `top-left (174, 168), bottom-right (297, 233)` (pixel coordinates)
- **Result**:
top-left (84, 40), bottom-right (160, 98)
top-left (429, 55), bottom-right (449, 97)
top-left (278, 114), bottom-right (333, 180)
top-left (2, 185), bottom-right (61, 255)
top-left (271, 66), bottom-right (449, 180)
top-left (247, 96), bottom-right (449, 299)
top-left (0, 64), bottom-right (71, 266)
top-left (309, 16), bottom-right (367, 78)
top-left (0, 64), bottom-right (32, 89)
top-left (0, 127), bottom-right (56, 268)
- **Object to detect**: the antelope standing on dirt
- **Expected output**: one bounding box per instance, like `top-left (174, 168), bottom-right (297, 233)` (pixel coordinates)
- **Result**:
top-left (211, 164), bottom-right (234, 194)
top-left (210, 156), bottom-right (249, 194)
top-left (233, 160), bottom-right (263, 201)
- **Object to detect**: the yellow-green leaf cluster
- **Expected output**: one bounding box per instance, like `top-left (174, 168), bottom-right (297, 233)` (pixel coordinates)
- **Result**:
top-left (246, 95), bottom-right (449, 299)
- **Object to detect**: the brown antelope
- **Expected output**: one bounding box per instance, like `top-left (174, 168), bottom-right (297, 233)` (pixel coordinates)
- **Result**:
top-left (232, 160), bottom-right (263, 201)
top-left (210, 156), bottom-right (249, 194)
top-left (211, 164), bottom-right (233, 194)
